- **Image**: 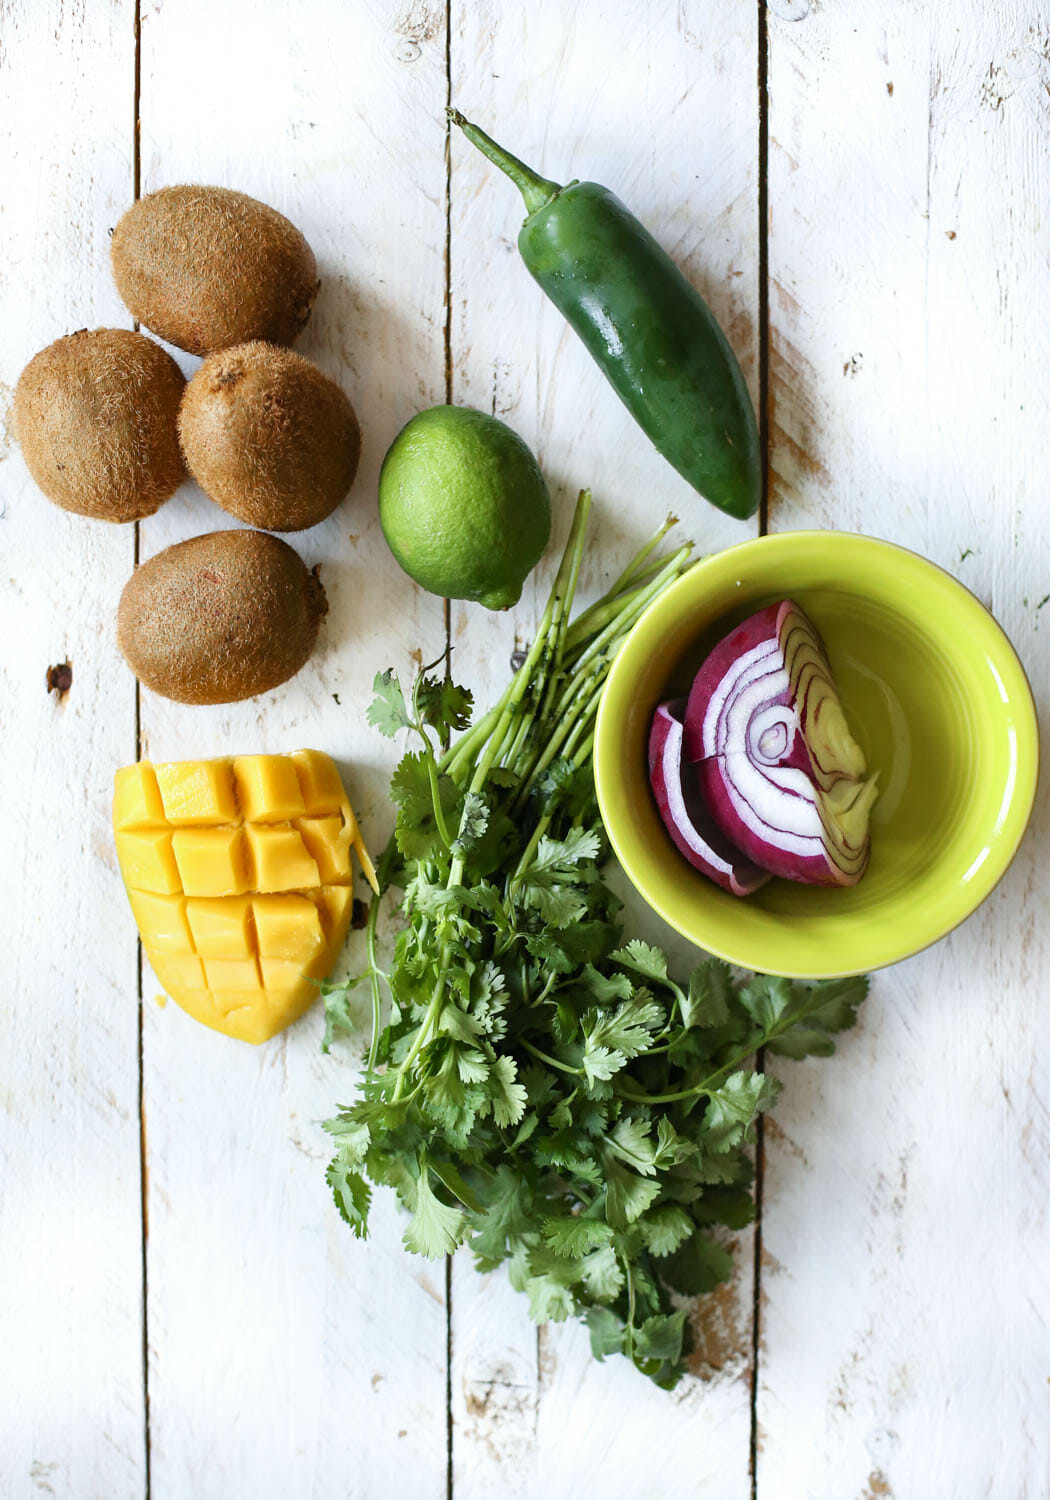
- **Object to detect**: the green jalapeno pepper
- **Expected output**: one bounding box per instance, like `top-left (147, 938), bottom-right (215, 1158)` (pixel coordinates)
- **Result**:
top-left (449, 110), bottom-right (761, 520)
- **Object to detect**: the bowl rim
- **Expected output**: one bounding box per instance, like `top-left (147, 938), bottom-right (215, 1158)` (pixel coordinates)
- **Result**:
top-left (594, 529), bottom-right (1040, 977)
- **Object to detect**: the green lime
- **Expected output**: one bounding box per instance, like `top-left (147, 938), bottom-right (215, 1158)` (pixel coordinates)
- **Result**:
top-left (378, 405), bottom-right (551, 610)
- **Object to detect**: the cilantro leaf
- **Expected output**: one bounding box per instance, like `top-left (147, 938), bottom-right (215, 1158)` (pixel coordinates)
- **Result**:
top-left (766, 975), bottom-right (869, 1059)
top-left (326, 1157), bottom-right (371, 1238)
top-left (659, 1231), bottom-right (734, 1296)
top-left (606, 1116), bottom-right (658, 1176)
top-left (739, 973), bottom-right (794, 1031)
top-left (450, 792), bottom-right (490, 858)
top-left (604, 1155), bottom-right (662, 1228)
top-left (390, 752), bottom-right (459, 861)
top-left (633, 1309), bottom-right (687, 1365)
top-left (580, 964), bottom-right (634, 1003)
top-left (609, 940), bottom-right (671, 986)
top-left (700, 1071), bottom-right (781, 1154)
top-left (367, 668), bottom-right (413, 737)
top-left (403, 1170), bottom-right (468, 1259)
top-left (586, 1305), bottom-right (626, 1360)
top-left (681, 958), bottom-right (733, 1029)
top-left (542, 1216), bottom-right (614, 1258)
top-left (582, 996), bottom-right (663, 1086)
top-left (534, 827), bottom-right (602, 870)
top-left (638, 1204), bottom-right (694, 1257)
top-left (580, 1243), bottom-right (624, 1300)
top-left (487, 1054), bottom-right (528, 1127)
top-left (526, 1272), bottom-right (577, 1323)
top-left (319, 973), bottom-right (364, 1053)
top-left (469, 1164), bottom-right (533, 1265)
top-left (416, 675), bottom-right (474, 737)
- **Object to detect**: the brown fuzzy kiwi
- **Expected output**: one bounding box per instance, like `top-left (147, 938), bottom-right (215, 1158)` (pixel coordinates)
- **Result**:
top-left (14, 328), bottom-right (185, 522)
top-left (178, 342), bottom-right (360, 531)
top-left (117, 529), bottom-right (327, 704)
top-left (111, 186), bottom-right (319, 356)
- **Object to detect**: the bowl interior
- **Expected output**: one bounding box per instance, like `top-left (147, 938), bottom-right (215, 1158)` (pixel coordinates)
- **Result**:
top-left (595, 533), bottom-right (1038, 976)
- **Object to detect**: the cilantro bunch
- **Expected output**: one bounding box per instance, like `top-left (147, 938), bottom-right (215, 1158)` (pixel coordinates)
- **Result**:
top-left (325, 491), bottom-right (867, 1388)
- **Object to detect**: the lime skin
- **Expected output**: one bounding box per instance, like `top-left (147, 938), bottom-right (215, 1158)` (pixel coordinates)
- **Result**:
top-left (378, 405), bottom-right (552, 610)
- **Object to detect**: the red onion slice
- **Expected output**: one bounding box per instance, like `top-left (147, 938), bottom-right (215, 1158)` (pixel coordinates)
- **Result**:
top-left (648, 700), bottom-right (771, 896)
top-left (683, 600), bottom-right (879, 887)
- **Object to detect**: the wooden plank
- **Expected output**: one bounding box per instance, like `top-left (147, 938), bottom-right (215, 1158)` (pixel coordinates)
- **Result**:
top-left (447, 3), bottom-right (761, 1491)
top-left (137, 2), bottom-right (451, 1494)
top-left (0, 4), bottom-right (145, 1497)
top-left (760, 3), bottom-right (1050, 1494)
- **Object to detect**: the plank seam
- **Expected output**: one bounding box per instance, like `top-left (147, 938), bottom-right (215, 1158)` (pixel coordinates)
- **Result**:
top-left (442, 3), bottom-right (454, 687)
top-left (757, 0), bottom-right (770, 541)
top-left (443, 10), bottom-right (455, 1497)
top-left (132, 2), bottom-right (151, 1494)
top-left (751, 4), bottom-right (769, 1496)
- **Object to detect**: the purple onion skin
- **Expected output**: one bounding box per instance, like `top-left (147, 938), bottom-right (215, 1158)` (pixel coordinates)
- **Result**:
top-left (682, 602), bottom-right (784, 766)
top-left (648, 701), bottom-right (771, 897)
top-left (697, 756), bottom-right (868, 887)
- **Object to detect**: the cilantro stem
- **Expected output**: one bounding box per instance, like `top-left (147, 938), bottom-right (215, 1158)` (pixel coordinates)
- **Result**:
top-left (531, 489), bottom-right (591, 727)
top-left (519, 1038), bottom-right (583, 1076)
top-left (515, 674), bottom-right (606, 805)
top-left (617, 1030), bottom-right (768, 1106)
top-left (508, 732), bottom-right (595, 890)
top-left (440, 701), bottom-right (502, 778)
top-left (365, 893), bottom-right (383, 1074)
top-left (564, 514), bottom-right (679, 647)
top-left (562, 545), bottom-right (693, 681)
top-left (623, 1254), bottom-right (637, 1357)
top-left (392, 975), bottom-right (445, 1101)
top-left (607, 513), bottom-right (679, 594)
top-left (424, 751), bottom-right (454, 848)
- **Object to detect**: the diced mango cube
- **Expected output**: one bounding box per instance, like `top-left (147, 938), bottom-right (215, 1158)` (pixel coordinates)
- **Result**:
top-left (259, 956), bottom-right (314, 990)
top-left (155, 759), bottom-right (239, 825)
top-left (246, 825), bottom-right (319, 892)
top-left (172, 828), bottom-right (248, 897)
top-left (234, 755), bottom-right (306, 823)
top-left (115, 829), bottom-right (182, 894)
top-left (150, 953), bottom-right (207, 990)
top-left (297, 817), bottom-right (352, 884)
top-left (185, 897), bottom-right (253, 958)
top-left (292, 750), bottom-right (346, 815)
top-left (113, 763), bottom-right (165, 830)
top-left (202, 956), bottom-right (261, 991)
top-left (316, 884), bottom-right (355, 941)
top-left (127, 891), bottom-right (193, 953)
top-left (253, 895), bottom-right (324, 960)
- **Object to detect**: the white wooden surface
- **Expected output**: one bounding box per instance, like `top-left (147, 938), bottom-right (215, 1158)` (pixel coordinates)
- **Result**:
top-left (1, 3), bottom-right (1046, 1498)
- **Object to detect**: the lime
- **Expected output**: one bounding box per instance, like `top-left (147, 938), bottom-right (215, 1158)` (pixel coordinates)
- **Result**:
top-left (378, 405), bottom-right (551, 610)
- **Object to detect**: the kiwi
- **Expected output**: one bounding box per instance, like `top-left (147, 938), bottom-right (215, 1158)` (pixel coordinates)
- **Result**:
top-left (111, 186), bottom-right (319, 356)
top-left (14, 328), bottom-right (185, 522)
top-left (117, 529), bottom-right (327, 704)
top-left (177, 342), bottom-right (360, 532)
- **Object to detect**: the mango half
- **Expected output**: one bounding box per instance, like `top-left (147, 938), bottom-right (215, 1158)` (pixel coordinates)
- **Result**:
top-left (113, 751), bottom-right (378, 1043)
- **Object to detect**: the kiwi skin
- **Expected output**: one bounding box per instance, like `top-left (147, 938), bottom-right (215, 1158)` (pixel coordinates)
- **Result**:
top-left (111, 186), bottom-right (319, 357)
top-left (117, 529), bottom-right (328, 705)
top-left (178, 342), bottom-right (361, 532)
top-left (14, 328), bottom-right (185, 522)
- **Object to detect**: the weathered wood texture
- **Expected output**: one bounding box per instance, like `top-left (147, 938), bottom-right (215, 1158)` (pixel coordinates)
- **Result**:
top-left (447, 4), bottom-right (760, 1494)
top-left (761, 3), bottom-right (1050, 1496)
top-left (2, 1), bottom-right (1048, 1495)
top-left (0, 5), bottom-right (145, 1498)
top-left (135, 2), bottom-right (451, 1496)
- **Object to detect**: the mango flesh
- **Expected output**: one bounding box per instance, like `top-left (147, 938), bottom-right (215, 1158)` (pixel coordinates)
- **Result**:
top-left (114, 751), bottom-right (377, 1043)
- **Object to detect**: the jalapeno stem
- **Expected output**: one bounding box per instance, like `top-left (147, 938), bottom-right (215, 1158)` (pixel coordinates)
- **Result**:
top-left (447, 107), bottom-right (562, 216)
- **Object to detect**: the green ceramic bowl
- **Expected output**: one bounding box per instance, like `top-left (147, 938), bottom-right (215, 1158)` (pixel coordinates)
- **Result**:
top-left (595, 532), bottom-right (1039, 977)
